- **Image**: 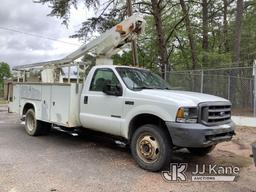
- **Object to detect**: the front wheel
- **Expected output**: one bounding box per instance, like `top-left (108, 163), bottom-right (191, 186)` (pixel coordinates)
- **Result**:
top-left (187, 145), bottom-right (216, 156)
top-left (131, 124), bottom-right (173, 172)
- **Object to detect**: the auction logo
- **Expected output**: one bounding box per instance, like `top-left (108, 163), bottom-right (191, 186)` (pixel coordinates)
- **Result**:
top-left (162, 163), bottom-right (240, 182)
top-left (162, 163), bottom-right (188, 182)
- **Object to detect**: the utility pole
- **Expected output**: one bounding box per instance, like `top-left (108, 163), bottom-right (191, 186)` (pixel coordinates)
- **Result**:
top-left (127, 0), bottom-right (139, 66)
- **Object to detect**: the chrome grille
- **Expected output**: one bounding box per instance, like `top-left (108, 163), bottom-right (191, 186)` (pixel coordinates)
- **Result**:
top-left (200, 102), bottom-right (231, 125)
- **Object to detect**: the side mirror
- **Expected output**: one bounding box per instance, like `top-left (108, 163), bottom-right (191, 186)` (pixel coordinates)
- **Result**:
top-left (103, 83), bottom-right (122, 96)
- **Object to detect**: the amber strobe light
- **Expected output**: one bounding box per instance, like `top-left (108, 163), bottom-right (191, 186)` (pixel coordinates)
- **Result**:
top-left (116, 24), bottom-right (124, 33)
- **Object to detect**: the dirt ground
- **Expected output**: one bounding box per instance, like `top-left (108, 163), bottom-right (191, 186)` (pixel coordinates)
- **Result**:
top-left (0, 104), bottom-right (255, 192)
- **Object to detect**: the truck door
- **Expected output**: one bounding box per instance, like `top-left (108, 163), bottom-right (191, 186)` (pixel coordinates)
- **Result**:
top-left (80, 68), bottom-right (123, 136)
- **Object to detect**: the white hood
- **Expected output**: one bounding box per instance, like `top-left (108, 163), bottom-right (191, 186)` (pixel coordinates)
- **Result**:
top-left (137, 89), bottom-right (229, 106)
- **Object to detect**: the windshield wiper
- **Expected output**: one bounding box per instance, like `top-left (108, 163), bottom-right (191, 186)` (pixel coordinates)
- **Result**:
top-left (133, 86), bottom-right (171, 90)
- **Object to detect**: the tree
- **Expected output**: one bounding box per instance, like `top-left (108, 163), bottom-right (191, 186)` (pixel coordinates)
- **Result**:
top-left (150, 0), bottom-right (169, 78)
top-left (35, 0), bottom-right (99, 26)
top-left (36, 0), bottom-right (256, 73)
top-left (233, 0), bottom-right (244, 66)
top-left (202, 0), bottom-right (209, 65)
top-left (179, 0), bottom-right (197, 69)
top-left (0, 62), bottom-right (11, 95)
top-left (0, 62), bottom-right (11, 82)
top-left (222, 0), bottom-right (229, 52)
top-left (37, 0), bottom-right (173, 75)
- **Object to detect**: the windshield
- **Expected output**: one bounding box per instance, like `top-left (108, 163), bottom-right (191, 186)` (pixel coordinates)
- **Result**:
top-left (116, 67), bottom-right (171, 90)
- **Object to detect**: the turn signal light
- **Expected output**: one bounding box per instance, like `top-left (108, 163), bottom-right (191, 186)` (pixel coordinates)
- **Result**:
top-left (176, 107), bottom-right (198, 123)
top-left (176, 108), bottom-right (184, 118)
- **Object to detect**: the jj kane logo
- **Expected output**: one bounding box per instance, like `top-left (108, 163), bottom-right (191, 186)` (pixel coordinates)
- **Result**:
top-left (162, 163), bottom-right (240, 182)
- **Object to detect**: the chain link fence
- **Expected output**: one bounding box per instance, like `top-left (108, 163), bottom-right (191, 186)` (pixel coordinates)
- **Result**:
top-left (166, 66), bottom-right (256, 117)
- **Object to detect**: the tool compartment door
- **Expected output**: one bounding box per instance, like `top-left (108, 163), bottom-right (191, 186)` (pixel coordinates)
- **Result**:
top-left (8, 84), bottom-right (20, 114)
top-left (50, 85), bottom-right (70, 126)
top-left (41, 85), bottom-right (51, 122)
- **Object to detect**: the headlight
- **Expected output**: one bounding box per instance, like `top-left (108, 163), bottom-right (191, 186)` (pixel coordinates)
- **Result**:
top-left (176, 107), bottom-right (198, 123)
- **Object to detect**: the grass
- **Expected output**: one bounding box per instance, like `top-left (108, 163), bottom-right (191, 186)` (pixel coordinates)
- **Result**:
top-left (0, 98), bottom-right (8, 104)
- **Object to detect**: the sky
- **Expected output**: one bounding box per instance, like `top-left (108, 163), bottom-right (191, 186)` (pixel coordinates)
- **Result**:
top-left (0, 0), bottom-right (93, 67)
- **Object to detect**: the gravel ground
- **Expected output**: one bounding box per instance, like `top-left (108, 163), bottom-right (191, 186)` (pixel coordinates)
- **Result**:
top-left (0, 104), bottom-right (255, 192)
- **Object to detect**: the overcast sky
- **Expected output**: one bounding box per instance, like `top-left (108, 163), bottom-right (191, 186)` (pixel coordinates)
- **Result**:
top-left (0, 0), bottom-right (92, 67)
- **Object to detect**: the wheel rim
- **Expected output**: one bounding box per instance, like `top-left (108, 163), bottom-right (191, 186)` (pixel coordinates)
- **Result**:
top-left (136, 134), bottom-right (160, 163)
top-left (26, 112), bottom-right (35, 132)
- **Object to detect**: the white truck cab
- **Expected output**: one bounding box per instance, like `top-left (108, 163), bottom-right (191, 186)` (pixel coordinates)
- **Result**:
top-left (80, 65), bottom-right (235, 148)
top-left (8, 15), bottom-right (235, 171)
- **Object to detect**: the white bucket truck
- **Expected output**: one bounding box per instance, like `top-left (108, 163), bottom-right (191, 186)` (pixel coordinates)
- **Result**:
top-left (8, 14), bottom-right (235, 171)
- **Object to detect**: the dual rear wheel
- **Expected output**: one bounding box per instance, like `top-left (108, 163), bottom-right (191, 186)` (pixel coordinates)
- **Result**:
top-left (25, 109), bottom-right (51, 136)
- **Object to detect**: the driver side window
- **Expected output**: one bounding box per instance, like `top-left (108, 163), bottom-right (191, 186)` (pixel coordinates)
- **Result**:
top-left (90, 68), bottom-right (120, 92)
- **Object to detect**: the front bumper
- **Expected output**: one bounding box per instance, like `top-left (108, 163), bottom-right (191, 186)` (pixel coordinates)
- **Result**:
top-left (166, 121), bottom-right (235, 148)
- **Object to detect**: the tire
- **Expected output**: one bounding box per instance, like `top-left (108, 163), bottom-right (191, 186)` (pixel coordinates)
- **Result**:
top-left (187, 145), bottom-right (216, 156)
top-left (130, 124), bottom-right (173, 172)
top-left (25, 109), bottom-right (50, 136)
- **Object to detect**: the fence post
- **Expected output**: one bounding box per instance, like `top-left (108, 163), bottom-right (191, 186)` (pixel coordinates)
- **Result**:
top-left (164, 64), bottom-right (167, 81)
top-left (253, 60), bottom-right (256, 117)
top-left (200, 70), bottom-right (204, 93)
top-left (68, 63), bottom-right (71, 83)
top-left (23, 71), bottom-right (25, 82)
top-left (228, 75), bottom-right (231, 100)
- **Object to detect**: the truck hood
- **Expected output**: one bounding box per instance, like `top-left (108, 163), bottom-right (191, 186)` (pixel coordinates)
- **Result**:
top-left (138, 89), bottom-right (229, 106)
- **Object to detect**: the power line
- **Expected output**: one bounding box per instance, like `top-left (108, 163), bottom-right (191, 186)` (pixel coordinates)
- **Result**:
top-left (0, 26), bottom-right (81, 46)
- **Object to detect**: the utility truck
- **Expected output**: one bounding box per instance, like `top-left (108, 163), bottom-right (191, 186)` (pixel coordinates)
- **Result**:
top-left (8, 14), bottom-right (235, 171)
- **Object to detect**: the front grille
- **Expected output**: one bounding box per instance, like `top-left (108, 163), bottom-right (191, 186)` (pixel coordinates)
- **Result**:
top-left (200, 102), bottom-right (231, 125)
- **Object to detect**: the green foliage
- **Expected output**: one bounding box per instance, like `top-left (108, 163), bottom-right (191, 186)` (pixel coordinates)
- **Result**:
top-left (198, 52), bottom-right (233, 68)
top-left (35, 0), bottom-right (99, 26)
top-left (0, 98), bottom-right (7, 104)
top-left (0, 62), bottom-right (11, 97)
top-left (37, 0), bottom-right (256, 71)
top-left (0, 62), bottom-right (11, 84)
top-left (113, 51), bottom-right (133, 66)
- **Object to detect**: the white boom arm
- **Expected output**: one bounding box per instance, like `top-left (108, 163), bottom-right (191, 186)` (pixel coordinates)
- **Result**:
top-left (13, 14), bottom-right (145, 71)
top-left (65, 14), bottom-right (145, 60)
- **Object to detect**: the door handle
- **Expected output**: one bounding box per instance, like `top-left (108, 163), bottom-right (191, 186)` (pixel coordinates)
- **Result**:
top-left (84, 96), bottom-right (88, 104)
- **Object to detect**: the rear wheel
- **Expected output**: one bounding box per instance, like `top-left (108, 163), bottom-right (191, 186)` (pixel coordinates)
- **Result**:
top-left (25, 109), bottom-right (50, 136)
top-left (131, 124), bottom-right (173, 171)
top-left (187, 145), bottom-right (216, 156)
